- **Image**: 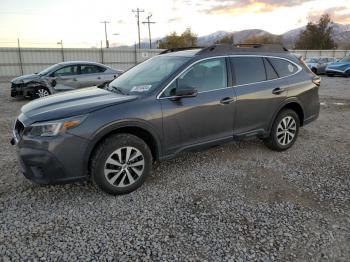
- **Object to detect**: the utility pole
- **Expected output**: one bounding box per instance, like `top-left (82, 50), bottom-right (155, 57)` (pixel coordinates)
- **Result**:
top-left (142, 14), bottom-right (156, 49)
top-left (100, 21), bottom-right (110, 48)
top-left (132, 8), bottom-right (144, 49)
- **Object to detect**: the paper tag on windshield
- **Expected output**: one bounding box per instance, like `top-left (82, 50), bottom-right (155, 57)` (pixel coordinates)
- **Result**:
top-left (131, 85), bottom-right (152, 92)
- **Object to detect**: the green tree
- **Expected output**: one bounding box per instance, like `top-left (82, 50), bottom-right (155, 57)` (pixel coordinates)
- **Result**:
top-left (215, 34), bottom-right (234, 44)
top-left (295, 14), bottom-right (337, 49)
top-left (158, 28), bottom-right (198, 49)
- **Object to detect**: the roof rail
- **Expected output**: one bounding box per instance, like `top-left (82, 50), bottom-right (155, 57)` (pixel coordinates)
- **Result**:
top-left (159, 47), bottom-right (202, 54)
top-left (196, 44), bottom-right (288, 55)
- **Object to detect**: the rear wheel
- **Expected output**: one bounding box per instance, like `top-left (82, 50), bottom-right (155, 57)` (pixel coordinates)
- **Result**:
top-left (32, 86), bottom-right (50, 99)
top-left (311, 68), bottom-right (318, 74)
top-left (90, 134), bottom-right (152, 195)
top-left (264, 109), bottom-right (300, 151)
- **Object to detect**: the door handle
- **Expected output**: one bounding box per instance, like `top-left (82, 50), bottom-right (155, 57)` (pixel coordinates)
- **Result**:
top-left (220, 97), bottom-right (234, 104)
top-left (272, 87), bottom-right (286, 95)
top-left (73, 78), bottom-right (78, 81)
top-left (97, 77), bottom-right (101, 79)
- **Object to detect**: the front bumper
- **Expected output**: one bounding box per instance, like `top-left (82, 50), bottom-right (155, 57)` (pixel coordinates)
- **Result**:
top-left (13, 131), bottom-right (90, 184)
top-left (11, 82), bottom-right (24, 97)
top-left (325, 68), bottom-right (348, 75)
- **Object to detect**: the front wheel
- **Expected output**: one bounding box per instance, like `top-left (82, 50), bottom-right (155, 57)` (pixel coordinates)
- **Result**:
top-left (90, 134), bottom-right (152, 195)
top-left (32, 86), bottom-right (51, 99)
top-left (264, 109), bottom-right (300, 151)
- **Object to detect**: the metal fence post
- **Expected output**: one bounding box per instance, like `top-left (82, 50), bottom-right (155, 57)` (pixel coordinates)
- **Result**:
top-left (17, 38), bottom-right (24, 75)
top-left (100, 41), bottom-right (104, 64)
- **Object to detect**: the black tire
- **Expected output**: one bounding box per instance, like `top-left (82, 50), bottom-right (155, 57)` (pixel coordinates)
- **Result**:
top-left (264, 109), bottom-right (300, 151)
top-left (311, 68), bottom-right (318, 75)
top-left (90, 133), bottom-right (152, 195)
top-left (326, 74), bottom-right (334, 77)
top-left (32, 86), bottom-right (51, 99)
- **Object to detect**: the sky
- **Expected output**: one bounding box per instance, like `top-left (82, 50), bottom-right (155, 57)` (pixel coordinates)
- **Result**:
top-left (0, 0), bottom-right (349, 47)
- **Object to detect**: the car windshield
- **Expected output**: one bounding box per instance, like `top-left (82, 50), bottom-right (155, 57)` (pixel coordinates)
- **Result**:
top-left (38, 64), bottom-right (60, 76)
top-left (340, 56), bottom-right (350, 62)
top-left (305, 58), bottom-right (319, 63)
top-left (108, 55), bottom-right (190, 95)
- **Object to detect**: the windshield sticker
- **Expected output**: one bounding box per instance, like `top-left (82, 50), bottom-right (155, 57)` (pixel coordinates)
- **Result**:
top-left (131, 85), bottom-right (152, 92)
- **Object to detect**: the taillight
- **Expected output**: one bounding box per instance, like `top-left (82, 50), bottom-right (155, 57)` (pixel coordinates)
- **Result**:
top-left (312, 76), bottom-right (321, 87)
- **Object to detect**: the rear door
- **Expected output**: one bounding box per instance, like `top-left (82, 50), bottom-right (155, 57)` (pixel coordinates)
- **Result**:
top-left (160, 57), bottom-right (235, 155)
top-left (79, 64), bottom-right (109, 87)
top-left (231, 56), bottom-right (297, 135)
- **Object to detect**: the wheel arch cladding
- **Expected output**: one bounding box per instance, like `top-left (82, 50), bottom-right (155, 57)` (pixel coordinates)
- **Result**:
top-left (280, 102), bottom-right (304, 126)
top-left (86, 125), bottom-right (160, 176)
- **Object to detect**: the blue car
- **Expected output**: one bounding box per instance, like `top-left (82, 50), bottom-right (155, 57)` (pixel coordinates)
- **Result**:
top-left (325, 56), bottom-right (350, 77)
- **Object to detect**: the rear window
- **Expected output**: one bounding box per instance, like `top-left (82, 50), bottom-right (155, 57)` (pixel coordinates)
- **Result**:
top-left (268, 58), bottom-right (298, 77)
top-left (231, 57), bottom-right (266, 85)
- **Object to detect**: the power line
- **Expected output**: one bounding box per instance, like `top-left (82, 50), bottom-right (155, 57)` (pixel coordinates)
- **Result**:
top-left (100, 21), bottom-right (110, 48)
top-left (132, 8), bottom-right (145, 49)
top-left (142, 14), bottom-right (156, 49)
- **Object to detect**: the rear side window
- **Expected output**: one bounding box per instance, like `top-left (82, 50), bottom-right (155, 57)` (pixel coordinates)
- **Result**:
top-left (80, 65), bottom-right (106, 74)
top-left (231, 57), bottom-right (266, 85)
top-left (268, 58), bottom-right (298, 77)
top-left (263, 58), bottom-right (278, 80)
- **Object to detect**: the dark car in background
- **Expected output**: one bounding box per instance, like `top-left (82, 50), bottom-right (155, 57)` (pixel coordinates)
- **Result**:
top-left (12, 44), bottom-right (320, 195)
top-left (10, 61), bottom-right (123, 99)
top-left (305, 57), bottom-right (336, 74)
top-left (325, 56), bottom-right (350, 77)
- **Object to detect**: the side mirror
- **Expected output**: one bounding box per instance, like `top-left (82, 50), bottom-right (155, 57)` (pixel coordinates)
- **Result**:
top-left (172, 80), bottom-right (198, 99)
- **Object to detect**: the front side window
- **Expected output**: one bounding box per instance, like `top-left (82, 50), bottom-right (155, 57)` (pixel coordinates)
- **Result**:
top-left (268, 58), bottom-right (298, 77)
top-left (109, 55), bottom-right (190, 95)
top-left (162, 58), bottom-right (227, 97)
top-left (231, 57), bottom-right (266, 85)
top-left (80, 65), bottom-right (105, 74)
top-left (53, 65), bottom-right (78, 77)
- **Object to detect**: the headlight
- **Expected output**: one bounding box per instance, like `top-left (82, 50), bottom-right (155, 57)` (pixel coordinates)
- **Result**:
top-left (25, 115), bottom-right (88, 137)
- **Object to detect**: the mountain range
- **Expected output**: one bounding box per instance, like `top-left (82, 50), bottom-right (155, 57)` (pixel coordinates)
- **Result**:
top-left (132, 23), bottom-right (350, 49)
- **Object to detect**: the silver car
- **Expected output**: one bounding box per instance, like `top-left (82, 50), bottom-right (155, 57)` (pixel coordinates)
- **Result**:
top-left (10, 61), bottom-right (123, 99)
top-left (305, 57), bottom-right (337, 75)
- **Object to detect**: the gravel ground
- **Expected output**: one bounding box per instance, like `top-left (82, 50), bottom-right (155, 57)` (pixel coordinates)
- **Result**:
top-left (1, 76), bottom-right (349, 261)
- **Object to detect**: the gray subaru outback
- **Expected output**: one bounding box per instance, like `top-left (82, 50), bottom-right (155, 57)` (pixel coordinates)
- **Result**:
top-left (11, 44), bottom-right (320, 195)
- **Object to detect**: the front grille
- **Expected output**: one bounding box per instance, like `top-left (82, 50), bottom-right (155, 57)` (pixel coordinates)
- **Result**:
top-left (15, 119), bottom-right (25, 138)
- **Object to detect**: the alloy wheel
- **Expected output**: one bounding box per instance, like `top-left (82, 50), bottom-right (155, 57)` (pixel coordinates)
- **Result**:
top-left (276, 116), bottom-right (297, 146)
top-left (104, 146), bottom-right (145, 188)
top-left (36, 88), bottom-right (50, 97)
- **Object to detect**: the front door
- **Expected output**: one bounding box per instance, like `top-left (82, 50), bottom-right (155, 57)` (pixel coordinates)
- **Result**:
top-left (51, 65), bottom-right (80, 91)
top-left (159, 57), bottom-right (235, 155)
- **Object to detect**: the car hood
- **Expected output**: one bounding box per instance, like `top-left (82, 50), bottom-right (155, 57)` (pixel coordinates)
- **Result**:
top-left (20, 87), bottom-right (138, 123)
top-left (327, 62), bottom-right (350, 69)
top-left (11, 74), bottom-right (41, 84)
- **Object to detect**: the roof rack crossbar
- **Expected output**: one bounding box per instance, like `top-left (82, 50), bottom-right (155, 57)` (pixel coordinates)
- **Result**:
top-left (196, 44), bottom-right (288, 55)
top-left (159, 47), bottom-right (202, 54)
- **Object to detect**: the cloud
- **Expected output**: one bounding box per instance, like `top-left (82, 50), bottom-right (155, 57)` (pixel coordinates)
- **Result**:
top-left (168, 17), bottom-right (182, 23)
top-left (203, 0), bottom-right (314, 14)
top-left (308, 6), bottom-right (350, 24)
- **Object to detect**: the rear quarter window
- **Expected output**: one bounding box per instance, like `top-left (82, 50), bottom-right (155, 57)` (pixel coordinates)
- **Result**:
top-left (267, 58), bottom-right (298, 77)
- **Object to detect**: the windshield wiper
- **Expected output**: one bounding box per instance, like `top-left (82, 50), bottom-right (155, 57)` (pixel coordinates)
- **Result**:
top-left (109, 85), bottom-right (126, 95)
